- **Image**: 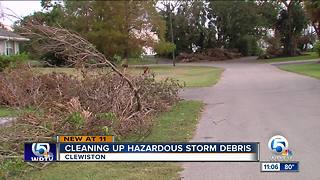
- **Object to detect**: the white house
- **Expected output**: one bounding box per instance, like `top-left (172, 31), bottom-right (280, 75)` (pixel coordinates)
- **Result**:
top-left (0, 28), bottom-right (29, 55)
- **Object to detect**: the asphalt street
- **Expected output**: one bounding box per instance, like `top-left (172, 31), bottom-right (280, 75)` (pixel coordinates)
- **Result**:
top-left (180, 57), bottom-right (320, 180)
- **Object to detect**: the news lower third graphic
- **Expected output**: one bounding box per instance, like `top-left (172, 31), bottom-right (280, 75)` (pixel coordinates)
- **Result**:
top-left (260, 135), bottom-right (299, 172)
top-left (24, 136), bottom-right (259, 162)
top-left (23, 135), bottom-right (299, 172)
top-left (58, 142), bottom-right (259, 161)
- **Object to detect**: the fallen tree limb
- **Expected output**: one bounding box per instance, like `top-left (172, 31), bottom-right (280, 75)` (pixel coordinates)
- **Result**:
top-left (17, 21), bottom-right (142, 111)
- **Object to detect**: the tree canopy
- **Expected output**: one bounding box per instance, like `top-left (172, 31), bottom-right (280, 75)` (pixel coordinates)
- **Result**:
top-left (304, 0), bottom-right (320, 38)
top-left (276, 0), bottom-right (308, 56)
top-left (12, 0), bottom-right (319, 62)
top-left (158, 1), bottom-right (279, 56)
top-left (15, 0), bottom-right (167, 60)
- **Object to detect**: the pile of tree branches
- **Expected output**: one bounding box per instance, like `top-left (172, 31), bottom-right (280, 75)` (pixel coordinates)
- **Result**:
top-left (17, 20), bottom-right (143, 111)
top-left (0, 65), bottom-right (181, 136)
top-left (0, 21), bottom-right (182, 177)
top-left (176, 48), bottom-right (242, 62)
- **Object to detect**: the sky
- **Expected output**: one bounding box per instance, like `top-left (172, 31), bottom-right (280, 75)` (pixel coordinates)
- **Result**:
top-left (0, 1), bottom-right (42, 29)
top-left (0, 1), bottom-right (170, 29)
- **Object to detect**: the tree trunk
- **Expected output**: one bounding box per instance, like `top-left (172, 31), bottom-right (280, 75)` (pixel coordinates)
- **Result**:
top-left (123, 1), bottom-right (130, 68)
top-left (313, 22), bottom-right (320, 39)
top-left (285, 1), bottom-right (297, 56)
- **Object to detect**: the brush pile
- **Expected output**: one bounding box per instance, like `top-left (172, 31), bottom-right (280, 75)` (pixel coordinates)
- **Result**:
top-left (0, 21), bottom-right (182, 175)
top-left (177, 48), bottom-right (242, 62)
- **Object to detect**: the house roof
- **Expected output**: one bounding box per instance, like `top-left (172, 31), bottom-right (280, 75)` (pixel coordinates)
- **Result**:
top-left (0, 28), bottom-right (29, 41)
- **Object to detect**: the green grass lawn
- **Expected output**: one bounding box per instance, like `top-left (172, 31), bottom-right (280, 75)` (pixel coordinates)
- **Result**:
top-left (0, 107), bottom-right (17, 117)
top-left (128, 57), bottom-right (157, 65)
top-left (279, 62), bottom-right (320, 79)
top-left (263, 52), bottom-right (319, 63)
top-left (34, 67), bottom-right (80, 76)
top-left (130, 66), bottom-right (223, 87)
top-left (35, 66), bottom-right (223, 88)
top-left (0, 107), bottom-right (37, 117)
top-left (14, 101), bottom-right (203, 180)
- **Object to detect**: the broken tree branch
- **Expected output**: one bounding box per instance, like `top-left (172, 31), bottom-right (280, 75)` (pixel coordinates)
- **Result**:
top-left (17, 20), bottom-right (142, 111)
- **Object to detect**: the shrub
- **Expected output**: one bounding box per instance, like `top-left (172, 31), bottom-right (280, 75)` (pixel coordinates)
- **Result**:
top-left (236, 35), bottom-right (259, 56)
top-left (0, 57), bottom-right (11, 72)
top-left (112, 54), bottom-right (122, 65)
top-left (40, 52), bottom-right (70, 67)
top-left (0, 53), bottom-right (29, 71)
top-left (66, 112), bottom-right (86, 129)
top-left (154, 41), bottom-right (176, 56)
top-left (314, 41), bottom-right (320, 57)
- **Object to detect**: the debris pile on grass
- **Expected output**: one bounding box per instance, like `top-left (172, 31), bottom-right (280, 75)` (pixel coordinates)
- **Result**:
top-left (0, 66), bottom-right (182, 137)
top-left (177, 48), bottom-right (242, 62)
top-left (0, 65), bottom-right (182, 173)
top-left (0, 20), bottom-right (183, 176)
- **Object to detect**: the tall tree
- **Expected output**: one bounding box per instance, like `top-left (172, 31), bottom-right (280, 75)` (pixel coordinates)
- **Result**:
top-left (65, 1), bottom-right (166, 60)
top-left (208, 1), bottom-right (278, 55)
top-left (159, 1), bottom-right (215, 54)
top-left (304, 0), bottom-right (320, 38)
top-left (276, 0), bottom-right (308, 56)
top-left (15, 1), bottom-right (166, 62)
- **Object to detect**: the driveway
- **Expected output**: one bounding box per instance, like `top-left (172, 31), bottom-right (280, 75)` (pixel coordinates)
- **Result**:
top-left (180, 57), bottom-right (320, 180)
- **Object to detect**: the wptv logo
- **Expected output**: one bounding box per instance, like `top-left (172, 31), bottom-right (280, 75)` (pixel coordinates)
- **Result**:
top-left (268, 135), bottom-right (293, 161)
top-left (24, 143), bottom-right (56, 162)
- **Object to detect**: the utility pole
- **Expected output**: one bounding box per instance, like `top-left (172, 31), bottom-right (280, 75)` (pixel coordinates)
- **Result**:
top-left (169, 4), bottom-right (175, 66)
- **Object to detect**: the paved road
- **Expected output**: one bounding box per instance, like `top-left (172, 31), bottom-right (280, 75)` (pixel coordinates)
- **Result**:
top-left (180, 57), bottom-right (320, 180)
top-left (0, 117), bottom-right (15, 126)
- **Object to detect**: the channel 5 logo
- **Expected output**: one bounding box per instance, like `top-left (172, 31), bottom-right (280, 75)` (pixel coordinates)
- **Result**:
top-left (268, 135), bottom-right (288, 154)
top-left (24, 143), bottom-right (56, 161)
top-left (32, 143), bottom-right (51, 157)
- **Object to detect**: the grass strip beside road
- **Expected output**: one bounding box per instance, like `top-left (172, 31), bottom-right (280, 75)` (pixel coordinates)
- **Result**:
top-left (279, 62), bottom-right (320, 79)
top-left (263, 52), bottom-right (319, 63)
top-left (16, 101), bottom-right (203, 180)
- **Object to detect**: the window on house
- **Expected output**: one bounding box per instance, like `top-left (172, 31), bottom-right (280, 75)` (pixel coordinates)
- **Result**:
top-left (5, 41), bottom-right (14, 56)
